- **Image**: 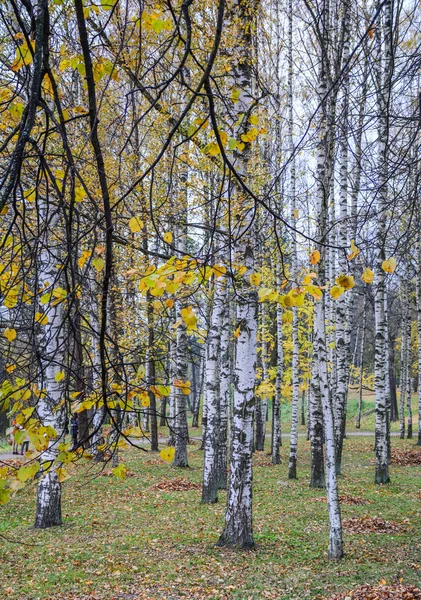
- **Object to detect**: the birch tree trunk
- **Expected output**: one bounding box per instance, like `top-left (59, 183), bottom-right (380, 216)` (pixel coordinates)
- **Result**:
top-left (356, 293), bottom-right (367, 429)
top-left (400, 305), bottom-right (407, 439)
top-left (287, 0), bottom-right (299, 480)
top-left (173, 316), bottom-right (189, 466)
top-left (309, 353), bottom-right (325, 489)
top-left (91, 291), bottom-right (105, 461)
top-left (272, 261), bottom-right (283, 465)
top-left (384, 289), bottom-right (392, 463)
top-left (333, 0), bottom-right (351, 477)
top-left (192, 351), bottom-right (204, 428)
top-left (312, 0), bottom-right (343, 558)
top-left (168, 315), bottom-right (177, 446)
top-left (373, 0), bottom-right (392, 485)
top-left (416, 239), bottom-right (421, 445)
top-left (218, 295), bottom-right (231, 490)
top-left (256, 303), bottom-right (269, 451)
top-left (406, 301), bottom-right (413, 439)
top-left (217, 0), bottom-right (258, 549)
top-left (34, 201), bottom-right (67, 529)
top-left (146, 295), bottom-right (159, 451)
top-left (202, 278), bottom-right (226, 503)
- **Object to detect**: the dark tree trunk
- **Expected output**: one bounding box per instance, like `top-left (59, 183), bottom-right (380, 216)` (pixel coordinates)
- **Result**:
top-left (160, 396), bottom-right (167, 427)
top-left (255, 397), bottom-right (265, 451)
top-left (310, 382), bottom-right (325, 488)
top-left (34, 471), bottom-right (62, 529)
top-left (192, 352), bottom-right (203, 428)
top-left (0, 409), bottom-right (7, 438)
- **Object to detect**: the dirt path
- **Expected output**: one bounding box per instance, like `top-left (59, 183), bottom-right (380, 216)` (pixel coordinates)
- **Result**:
top-left (0, 452), bottom-right (25, 462)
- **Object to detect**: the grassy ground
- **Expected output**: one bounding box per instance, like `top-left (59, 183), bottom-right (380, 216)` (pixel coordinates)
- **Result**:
top-left (1, 428), bottom-right (421, 599)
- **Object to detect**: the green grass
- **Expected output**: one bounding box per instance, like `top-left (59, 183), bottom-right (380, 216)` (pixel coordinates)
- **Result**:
top-left (1, 432), bottom-right (421, 599)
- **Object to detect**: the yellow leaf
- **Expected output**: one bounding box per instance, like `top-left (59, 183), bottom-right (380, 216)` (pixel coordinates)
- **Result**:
top-left (74, 187), bottom-right (86, 203)
top-left (92, 257), bottom-right (104, 272)
top-left (347, 239), bottom-right (360, 260)
top-left (11, 41), bottom-right (35, 71)
top-left (165, 298), bottom-right (174, 309)
top-left (140, 393), bottom-right (150, 407)
top-left (249, 114), bottom-right (259, 125)
top-left (24, 188), bottom-right (36, 202)
top-left (309, 250), bottom-right (321, 265)
top-left (219, 130), bottom-right (228, 145)
top-left (55, 371), bottom-right (65, 382)
top-left (181, 306), bottom-right (197, 330)
top-left (234, 326), bottom-right (241, 338)
top-left (0, 489), bottom-right (11, 505)
top-left (52, 287), bottom-right (67, 301)
top-left (164, 232), bottom-right (173, 244)
top-left (4, 328), bottom-right (16, 342)
top-left (35, 312), bottom-right (49, 326)
top-left (174, 379), bottom-right (191, 395)
top-left (330, 285), bottom-right (345, 300)
top-left (150, 384), bottom-right (170, 397)
top-left (293, 209), bottom-right (299, 219)
top-left (249, 272), bottom-right (262, 286)
top-left (304, 284), bottom-right (323, 300)
top-left (129, 216), bottom-right (143, 233)
top-left (160, 447), bottom-right (175, 463)
top-left (16, 461), bottom-right (40, 482)
top-left (78, 250), bottom-right (91, 270)
top-left (212, 265), bottom-right (226, 278)
top-left (382, 257), bottom-right (396, 274)
top-left (362, 267), bottom-right (374, 284)
top-left (230, 88), bottom-right (240, 102)
top-left (206, 142), bottom-right (220, 156)
top-left (56, 467), bottom-right (70, 483)
top-left (112, 464), bottom-right (127, 480)
top-left (282, 311), bottom-right (293, 324)
top-left (335, 274), bottom-right (355, 291)
top-left (4, 294), bottom-right (18, 309)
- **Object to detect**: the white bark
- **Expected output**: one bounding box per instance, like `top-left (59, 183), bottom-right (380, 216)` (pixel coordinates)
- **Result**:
top-left (356, 294), bottom-right (367, 429)
top-left (312, 0), bottom-right (343, 558)
top-left (406, 297), bottom-right (413, 439)
top-left (416, 239), bottom-right (421, 445)
top-left (202, 278), bottom-right (226, 503)
top-left (218, 294), bottom-right (231, 490)
top-left (373, 0), bottom-right (392, 485)
top-left (35, 200), bottom-right (67, 529)
top-left (272, 261), bottom-right (283, 465)
top-left (287, 0), bottom-right (299, 480)
top-left (91, 292), bottom-right (104, 461)
top-left (218, 0), bottom-right (257, 549)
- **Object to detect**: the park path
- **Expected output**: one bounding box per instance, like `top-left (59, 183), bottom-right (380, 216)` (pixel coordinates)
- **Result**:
top-left (0, 430), bottom-right (406, 461)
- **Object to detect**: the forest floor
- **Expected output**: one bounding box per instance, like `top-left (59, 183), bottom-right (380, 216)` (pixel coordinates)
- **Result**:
top-left (1, 421), bottom-right (421, 600)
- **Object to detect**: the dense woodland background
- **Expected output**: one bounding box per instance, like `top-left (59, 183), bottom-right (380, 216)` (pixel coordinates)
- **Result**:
top-left (1, 0), bottom-right (421, 597)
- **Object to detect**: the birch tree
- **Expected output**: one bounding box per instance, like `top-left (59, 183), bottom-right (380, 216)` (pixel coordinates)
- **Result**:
top-left (217, 0), bottom-right (259, 549)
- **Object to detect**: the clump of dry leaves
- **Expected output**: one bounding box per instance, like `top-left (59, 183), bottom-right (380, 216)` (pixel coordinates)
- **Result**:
top-left (343, 516), bottom-right (405, 534)
top-left (151, 477), bottom-right (201, 491)
top-left (392, 449), bottom-right (421, 466)
top-left (326, 583), bottom-right (421, 599)
top-left (310, 495), bottom-right (373, 506)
